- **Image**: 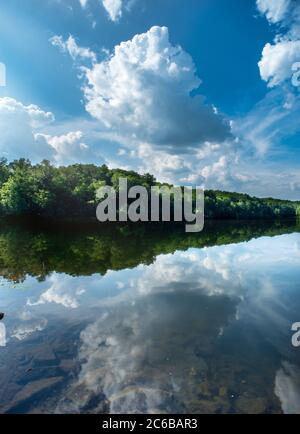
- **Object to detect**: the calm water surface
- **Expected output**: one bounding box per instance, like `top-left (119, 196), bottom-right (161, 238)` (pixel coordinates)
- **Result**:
top-left (0, 220), bottom-right (300, 414)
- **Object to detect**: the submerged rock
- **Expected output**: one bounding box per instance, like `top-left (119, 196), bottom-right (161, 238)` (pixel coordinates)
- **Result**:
top-left (235, 396), bottom-right (267, 414)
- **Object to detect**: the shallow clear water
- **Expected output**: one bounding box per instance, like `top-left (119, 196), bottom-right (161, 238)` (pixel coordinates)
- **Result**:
top-left (0, 220), bottom-right (300, 414)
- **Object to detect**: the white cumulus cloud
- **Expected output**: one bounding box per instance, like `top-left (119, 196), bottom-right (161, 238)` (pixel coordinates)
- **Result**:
top-left (36, 131), bottom-right (91, 165)
top-left (78, 0), bottom-right (123, 22)
top-left (102, 0), bottom-right (123, 22)
top-left (257, 0), bottom-right (300, 87)
top-left (0, 97), bottom-right (97, 165)
top-left (50, 35), bottom-right (96, 63)
top-left (257, 0), bottom-right (291, 24)
top-left (0, 97), bottom-right (55, 161)
top-left (83, 26), bottom-right (231, 150)
top-left (259, 39), bottom-right (300, 87)
top-left (79, 0), bottom-right (88, 7)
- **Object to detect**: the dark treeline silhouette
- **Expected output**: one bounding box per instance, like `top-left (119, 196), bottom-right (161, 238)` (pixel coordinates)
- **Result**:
top-left (0, 158), bottom-right (299, 220)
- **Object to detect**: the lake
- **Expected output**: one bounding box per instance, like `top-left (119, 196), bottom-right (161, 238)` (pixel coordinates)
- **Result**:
top-left (0, 219), bottom-right (300, 414)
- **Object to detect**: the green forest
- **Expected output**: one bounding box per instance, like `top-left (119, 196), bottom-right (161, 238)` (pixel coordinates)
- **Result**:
top-left (0, 219), bottom-right (299, 283)
top-left (0, 158), bottom-right (299, 220)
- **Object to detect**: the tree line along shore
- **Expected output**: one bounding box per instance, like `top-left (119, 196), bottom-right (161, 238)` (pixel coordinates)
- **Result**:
top-left (0, 158), bottom-right (299, 220)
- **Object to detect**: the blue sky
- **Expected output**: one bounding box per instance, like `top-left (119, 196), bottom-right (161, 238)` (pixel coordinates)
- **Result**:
top-left (0, 0), bottom-right (300, 199)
